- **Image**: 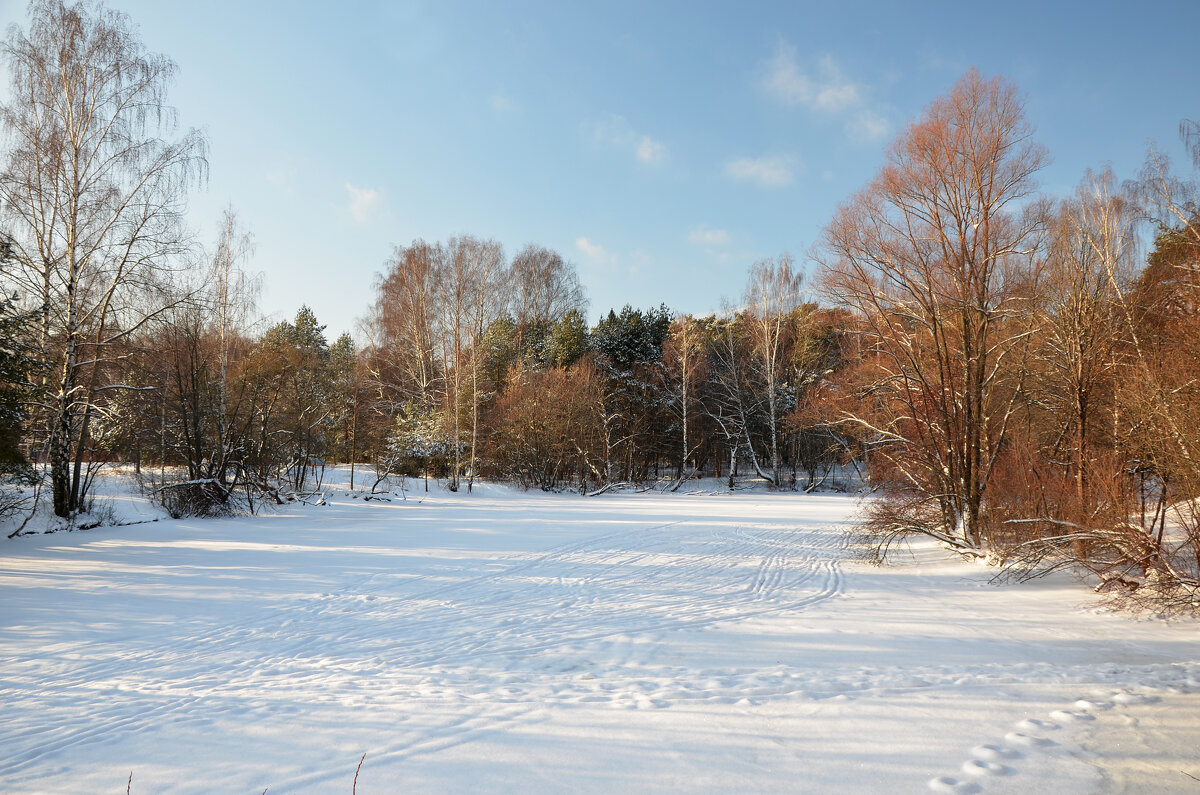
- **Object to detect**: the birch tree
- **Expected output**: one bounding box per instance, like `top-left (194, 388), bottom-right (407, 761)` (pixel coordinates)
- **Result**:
top-left (208, 210), bottom-right (255, 488)
top-left (509, 244), bottom-right (585, 354)
top-left (438, 235), bottom-right (505, 492)
top-left (365, 240), bottom-right (442, 413)
top-left (743, 255), bottom-right (804, 487)
top-left (662, 314), bottom-right (705, 484)
top-left (460, 238), bottom-right (506, 493)
top-left (0, 0), bottom-right (206, 516)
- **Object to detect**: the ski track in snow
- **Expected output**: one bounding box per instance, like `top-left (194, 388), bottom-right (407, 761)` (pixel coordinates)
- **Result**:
top-left (0, 514), bottom-right (849, 782)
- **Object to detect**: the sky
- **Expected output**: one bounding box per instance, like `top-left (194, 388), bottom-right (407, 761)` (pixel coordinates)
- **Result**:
top-left (2, 0), bottom-right (1198, 339)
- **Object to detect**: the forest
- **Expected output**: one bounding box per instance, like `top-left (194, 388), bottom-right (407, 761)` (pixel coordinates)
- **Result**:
top-left (1, 1), bottom-right (1198, 608)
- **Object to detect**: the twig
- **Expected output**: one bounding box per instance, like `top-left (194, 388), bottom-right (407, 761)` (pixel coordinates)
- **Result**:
top-left (352, 752), bottom-right (366, 794)
top-left (1182, 770), bottom-right (1200, 782)
top-left (126, 771), bottom-right (132, 795)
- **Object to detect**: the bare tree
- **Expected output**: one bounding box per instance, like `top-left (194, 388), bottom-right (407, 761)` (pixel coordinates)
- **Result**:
top-left (462, 239), bottom-right (506, 493)
top-left (0, 0), bottom-right (206, 516)
top-left (1040, 170), bottom-right (1135, 514)
top-left (662, 314), bottom-right (706, 486)
top-left (437, 235), bottom-right (505, 492)
top-left (743, 255), bottom-right (804, 488)
top-left (208, 209), bottom-right (256, 488)
top-left (820, 69), bottom-right (1047, 554)
top-left (1091, 139), bottom-right (1200, 602)
top-left (509, 244), bottom-right (585, 329)
top-left (365, 241), bottom-right (442, 414)
top-left (704, 313), bottom-right (767, 486)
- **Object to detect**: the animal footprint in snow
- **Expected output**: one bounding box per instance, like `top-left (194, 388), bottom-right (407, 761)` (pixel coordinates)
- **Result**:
top-left (961, 759), bottom-right (1009, 777)
top-left (927, 775), bottom-right (980, 793)
top-left (1072, 699), bottom-right (1111, 711)
top-left (1111, 691), bottom-right (1158, 706)
top-left (1049, 709), bottom-right (1094, 723)
top-left (1003, 731), bottom-right (1051, 748)
top-left (970, 744), bottom-right (1021, 761)
top-left (1015, 718), bottom-right (1058, 733)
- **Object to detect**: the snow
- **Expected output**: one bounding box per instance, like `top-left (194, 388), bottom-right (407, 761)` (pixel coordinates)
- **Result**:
top-left (1, 474), bottom-right (1199, 793)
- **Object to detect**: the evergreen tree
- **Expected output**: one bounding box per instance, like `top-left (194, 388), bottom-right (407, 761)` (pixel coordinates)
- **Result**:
top-left (547, 309), bottom-right (588, 368)
top-left (590, 305), bottom-right (671, 371)
top-left (0, 292), bottom-right (40, 479)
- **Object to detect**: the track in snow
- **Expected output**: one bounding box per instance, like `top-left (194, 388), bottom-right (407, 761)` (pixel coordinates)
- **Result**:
top-left (0, 511), bottom-right (848, 782)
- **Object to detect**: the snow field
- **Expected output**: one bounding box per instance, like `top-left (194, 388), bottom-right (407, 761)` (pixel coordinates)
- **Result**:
top-left (1, 481), bottom-right (1198, 793)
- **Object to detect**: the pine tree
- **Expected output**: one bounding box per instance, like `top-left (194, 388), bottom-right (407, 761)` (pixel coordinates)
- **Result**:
top-left (547, 309), bottom-right (588, 368)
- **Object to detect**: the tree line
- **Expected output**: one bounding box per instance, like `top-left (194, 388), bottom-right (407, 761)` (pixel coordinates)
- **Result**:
top-left (0, 3), bottom-right (1197, 605)
top-left (360, 240), bottom-right (852, 495)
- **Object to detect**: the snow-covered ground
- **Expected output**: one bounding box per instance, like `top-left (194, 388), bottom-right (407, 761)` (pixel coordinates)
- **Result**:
top-left (1, 475), bottom-right (1198, 793)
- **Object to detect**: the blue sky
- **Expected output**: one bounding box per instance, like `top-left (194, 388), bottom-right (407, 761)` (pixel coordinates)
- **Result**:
top-left (3, 0), bottom-right (1197, 338)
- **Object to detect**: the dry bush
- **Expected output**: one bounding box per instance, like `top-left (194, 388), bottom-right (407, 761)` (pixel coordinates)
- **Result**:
top-left (484, 362), bottom-right (605, 491)
top-left (157, 479), bottom-right (233, 518)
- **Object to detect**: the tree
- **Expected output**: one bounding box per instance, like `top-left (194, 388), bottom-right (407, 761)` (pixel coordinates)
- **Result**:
top-left (1124, 222), bottom-right (1200, 587)
top-left (0, 297), bottom-right (37, 474)
top-left (327, 332), bottom-right (360, 467)
top-left (662, 314), bottom-right (706, 483)
top-left (509, 244), bottom-right (586, 338)
top-left (208, 210), bottom-right (256, 488)
top-left (704, 312), bottom-right (764, 486)
top-left (0, 229), bottom-right (43, 486)
top-left (439, 235), bottom-right (506, 492)
top-left (547, 309), bottom-right (588, 368)
top-left (150, 210), bottom-right (258, 498)
top-left (785, 307), bottom-right (857, 491)
top-left (283, 307), bottom-right (333, 489)
top-left (379, 400), bottom-right (447, 492)
top-left (590, 305), bottom-right (671, 482)
top-left (820, 69), bottom-right (1047, 554)
top-left (365, 240), bottom-right (442, 414)
top-left (1037, 171), bottom-right (1134, 517)
top-left (1100, 137), bottom-right (1200, 601)
top-left (0, 285), bottom-right (43, 531)
top-left (743, 255), bottom-right (805, 488)
top-left (0, 0), bottom-right (206, 516)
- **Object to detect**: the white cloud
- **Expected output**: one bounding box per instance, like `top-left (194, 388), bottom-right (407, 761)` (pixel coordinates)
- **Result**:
top-left (575, 236), bottom-right (614, 264)
top-left (763, 43), bottom-right (889, 140)
top-left (812, 56), bottom-right (861, 112)
top-left (592, 115), bottom-right (666, 165)
top-left (345, 183), bottom-right (380, 223)
top-left (765, 45), bottom-right (860, 112)
top-left (725, 155), bottom-right (798, 188)
top-left (847, 108), bottom-right (890, 141)
top-left (763, 42), bottom-right (812, 106)
top-left (688, 225), bottom-right (730, 246)
top-left (489, 92), bottom-right (516, 114)
top-left (635, 136), bottom-right (665, 164)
